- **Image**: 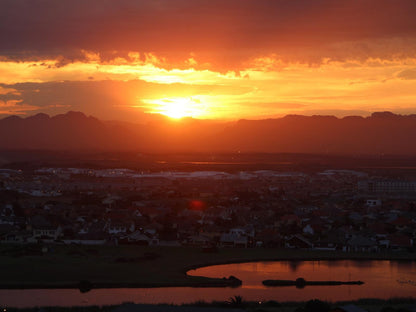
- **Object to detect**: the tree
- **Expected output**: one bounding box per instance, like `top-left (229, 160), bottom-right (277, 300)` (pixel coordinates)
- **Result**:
top-left (304, 299), bottom-right (330, 312)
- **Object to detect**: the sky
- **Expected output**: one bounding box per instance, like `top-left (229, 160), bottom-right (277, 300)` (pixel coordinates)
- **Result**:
top-left (1, 0), bottom-right (416, 122)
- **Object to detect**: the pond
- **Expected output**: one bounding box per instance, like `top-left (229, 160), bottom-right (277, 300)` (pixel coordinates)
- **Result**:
top-left (1, 260), bottom-right (415, 308)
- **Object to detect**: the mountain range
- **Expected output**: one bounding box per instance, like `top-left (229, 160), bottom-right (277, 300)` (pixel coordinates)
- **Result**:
top-left (1, 111), bottom-right (416, 155)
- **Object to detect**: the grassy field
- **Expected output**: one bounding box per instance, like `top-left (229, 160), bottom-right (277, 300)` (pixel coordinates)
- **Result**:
top-left (3, 298), bottom-right (416, 312)
top-left (0, 244), bottom-right (415, 289)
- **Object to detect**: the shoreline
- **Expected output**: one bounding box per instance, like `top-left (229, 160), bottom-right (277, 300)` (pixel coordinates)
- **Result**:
top-left (1, 245), bottom-right (415, 290)
top-left (182, 251), bottom-right (416, 275)
top-left (0, 277), bottom-right (243, 290)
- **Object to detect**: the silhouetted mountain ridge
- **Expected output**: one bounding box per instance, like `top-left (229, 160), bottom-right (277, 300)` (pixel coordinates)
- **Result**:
top-left (0, 111), bottom-right (136, 150)
top-left (1, 111), bottom-right (416, 155)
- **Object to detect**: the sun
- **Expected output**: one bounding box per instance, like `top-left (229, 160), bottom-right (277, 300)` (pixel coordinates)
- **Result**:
top-left (143, 97), bottom-right (207, 119)
top-left (162, 98), bottom-right (191, 119)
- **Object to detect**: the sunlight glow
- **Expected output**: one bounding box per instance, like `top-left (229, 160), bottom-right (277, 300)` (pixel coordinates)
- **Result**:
top-left (3, 54), bottom-right (416, 120)
top-left (142, 97), bottom-right (207, 119)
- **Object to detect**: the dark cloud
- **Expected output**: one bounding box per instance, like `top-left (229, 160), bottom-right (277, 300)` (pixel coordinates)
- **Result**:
top-left (0, 86), bottom-right (20, 103)
top-left (0, 93), bottom-right (21, 104)
top-left (0, 80), bottom-right (162, 121)
top-left (242, 102), bottom-right (306, 109)
top-left (1, 0), bottom-right (416, 68)
top-left (298, 109), bottom-right (373, 117)
top-left (0, 79), bottom-right (252, 121)
top-left (397, 68), bottom-right (416, 80)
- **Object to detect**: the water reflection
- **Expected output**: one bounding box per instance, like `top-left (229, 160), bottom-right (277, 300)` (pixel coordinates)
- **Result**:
top-left (0, 260), bottom-right (415, 308)
top-left (325, 260), bottom-right (349, 268)
top-left (188, 260), bottom-right (416, 300)
top-left (289, 260), bottom-right (301, 272)
top-left (349, 260), bottom-right (376, 268)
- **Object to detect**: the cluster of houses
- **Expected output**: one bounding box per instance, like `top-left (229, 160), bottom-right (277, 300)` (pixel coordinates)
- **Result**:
top-left (0, 167), bottom-right (415, 252)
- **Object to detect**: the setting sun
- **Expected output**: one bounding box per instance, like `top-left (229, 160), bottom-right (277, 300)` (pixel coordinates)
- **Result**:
top-left (142, 97), bottom-right (207, 119)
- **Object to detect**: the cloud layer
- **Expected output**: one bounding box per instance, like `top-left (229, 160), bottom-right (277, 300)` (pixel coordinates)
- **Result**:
top-left (1, 0), bottom-right (416, 67)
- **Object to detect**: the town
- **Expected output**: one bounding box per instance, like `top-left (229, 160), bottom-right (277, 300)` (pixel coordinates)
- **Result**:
top-left (1, 165), bottom-right (415, 253)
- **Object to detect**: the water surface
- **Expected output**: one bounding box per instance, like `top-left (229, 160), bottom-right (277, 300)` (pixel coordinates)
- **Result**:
top-left (1, 260), bottom-right (415, 308)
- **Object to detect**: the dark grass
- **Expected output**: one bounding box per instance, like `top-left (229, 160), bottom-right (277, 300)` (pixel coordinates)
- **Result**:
top-left (4, 298), bottom-right (416, 312)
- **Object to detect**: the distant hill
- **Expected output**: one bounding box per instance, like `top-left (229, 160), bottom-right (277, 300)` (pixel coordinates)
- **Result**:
top-left (1, 111), bottom-right (416, 155)
top-left (214, 112), bottom-right (416, 155)
top-left (0, 111), bottom-right (137, 150)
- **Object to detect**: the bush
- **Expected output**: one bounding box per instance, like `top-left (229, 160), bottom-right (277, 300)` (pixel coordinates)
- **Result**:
top-left (304, 299), bottom-right (330, 312)
top-left (295, 277), bottom-right (306, 288)
top-left (263, 300), bottom-right (281, 307)
top-left (228, 295), bottom-right (244, 307)
top-left (78, 280), bottom-right (93, 293)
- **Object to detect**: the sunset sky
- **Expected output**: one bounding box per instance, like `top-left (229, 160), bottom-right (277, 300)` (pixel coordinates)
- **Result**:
top-left (1, 0), bottom-right (416, 122)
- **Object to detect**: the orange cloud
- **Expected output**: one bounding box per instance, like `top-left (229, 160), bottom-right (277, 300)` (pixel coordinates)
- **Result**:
top-left (1, 52), bottom-right (416, 120)
top-left (0, 99), bottom-right (40, 116)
